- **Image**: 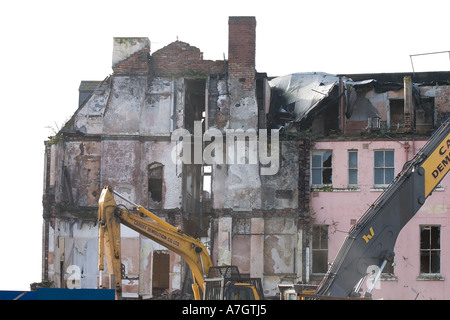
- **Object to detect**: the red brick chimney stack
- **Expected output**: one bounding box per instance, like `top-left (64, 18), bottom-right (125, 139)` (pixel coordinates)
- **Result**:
top-left (228, 16), bottom-right (256, 91)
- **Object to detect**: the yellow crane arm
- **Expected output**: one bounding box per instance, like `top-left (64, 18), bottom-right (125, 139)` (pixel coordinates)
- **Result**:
top-left (98, 186), bottom-right (213, 300)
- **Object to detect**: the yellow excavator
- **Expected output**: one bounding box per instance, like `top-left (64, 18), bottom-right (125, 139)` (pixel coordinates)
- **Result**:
top-left (97, 186), bottom-right (263, 300)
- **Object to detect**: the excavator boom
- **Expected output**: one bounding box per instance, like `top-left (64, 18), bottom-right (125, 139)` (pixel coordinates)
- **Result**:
top-left (98, 186), bottom-right (213, 299)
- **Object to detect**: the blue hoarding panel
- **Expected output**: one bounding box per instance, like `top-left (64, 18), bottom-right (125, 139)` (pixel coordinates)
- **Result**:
top-left (37, 288), bottom-right (115, 300)
top-left (0, 290), bottom-right (37, 300)
top-left (0, 289), bottom-right (115, 300)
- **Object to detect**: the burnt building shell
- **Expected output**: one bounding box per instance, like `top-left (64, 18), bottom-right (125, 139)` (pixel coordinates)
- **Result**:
top-left (42, 17), bottom-right (304, 298)
top-left (268, 71), bottom-right (450, 135)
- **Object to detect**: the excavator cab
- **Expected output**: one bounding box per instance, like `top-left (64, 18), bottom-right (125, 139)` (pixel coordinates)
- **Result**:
top-left (224, 282), bottom-right (259, 300)
top-left (203, 266), bottom-right (263, 300)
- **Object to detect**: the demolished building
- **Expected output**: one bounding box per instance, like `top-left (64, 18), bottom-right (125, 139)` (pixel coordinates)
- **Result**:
top-left (42, 17), bottom-right (302, 298)
top-left (42, 15), bottom-right (450, 299)
top-left (269, 70), bottom-right (450, 299)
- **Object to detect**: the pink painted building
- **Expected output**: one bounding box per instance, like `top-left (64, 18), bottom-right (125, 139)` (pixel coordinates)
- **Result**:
top-left (310, 139), bottom-right (449, 299)
top-left (269, 71), bottom-right (450, 299)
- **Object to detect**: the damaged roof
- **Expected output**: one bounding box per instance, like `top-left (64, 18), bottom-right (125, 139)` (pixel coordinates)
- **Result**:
top-left (267, 71), bottom-right (429, 129)
top-left (268, 72), bottom-right (341, 128)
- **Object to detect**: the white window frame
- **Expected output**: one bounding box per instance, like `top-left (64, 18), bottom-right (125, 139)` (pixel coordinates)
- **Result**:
top-left (348, 150), bottom-right (358, 187)
top-left (373, 150), bottom-right (395, 188)
top-left (311, 150), bottom-right (332, 187)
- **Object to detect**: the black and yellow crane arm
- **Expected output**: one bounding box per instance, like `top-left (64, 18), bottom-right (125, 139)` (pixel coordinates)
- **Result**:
top-left (316, 119), bottom-right (450, 298)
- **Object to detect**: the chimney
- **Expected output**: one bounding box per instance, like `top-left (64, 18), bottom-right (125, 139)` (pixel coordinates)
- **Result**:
top-left (403, 76), bottom-right (414, 131)
top-left (228, 17), bottom-right (256, 91)
top-left (112, 37), bottom-right (150, 75)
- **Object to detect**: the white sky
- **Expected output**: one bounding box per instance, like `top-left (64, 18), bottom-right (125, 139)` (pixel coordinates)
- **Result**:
top-left (0, 0), bottom-right (448, 291)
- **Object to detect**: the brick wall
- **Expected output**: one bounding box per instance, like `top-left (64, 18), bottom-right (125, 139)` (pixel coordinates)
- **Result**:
top-left (151, 41), bottom-right (226, 77)
top-left (111, 17), bottom-right (257, 81)
top-left (228, 16), bottom-right (256, 90)
top-left (112, 48), bottom-right (150, 75)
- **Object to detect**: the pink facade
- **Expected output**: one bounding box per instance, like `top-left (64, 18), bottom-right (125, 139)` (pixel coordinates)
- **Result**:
top-left (311, 139), bottom-right (450, 299)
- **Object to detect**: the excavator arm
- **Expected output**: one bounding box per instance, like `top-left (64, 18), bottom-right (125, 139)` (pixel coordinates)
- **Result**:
top-left (98, 186), bottom-right (213, 300)
top-left (315, 119), bottom-right (450, 298)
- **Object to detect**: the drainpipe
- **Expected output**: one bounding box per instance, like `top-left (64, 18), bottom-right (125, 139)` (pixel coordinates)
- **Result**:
top-left (305, 247), bottom-right (310, 283)
top-left (205, 75), bottom-right (209, 130)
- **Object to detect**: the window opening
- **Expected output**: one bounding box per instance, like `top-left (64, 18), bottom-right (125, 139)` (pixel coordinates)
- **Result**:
top-left (348, 150), bottom-right (358, 187)
top-left (420, 226), bottom-right (441, 274)
top-left (312, 225), bottom-right (328, 274)
top-left (312, 151), bottom-right (332, 186)
top-left (389, 99), bottom-right (404, 129)
top-left (148, 163), bottom-right (163, 205)
top-left (374, 150), bottom-right (394, 186)
top-left (203, 165), bottom-right (212, 199)
top-left (416, 97), bottom-right (435, 131)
